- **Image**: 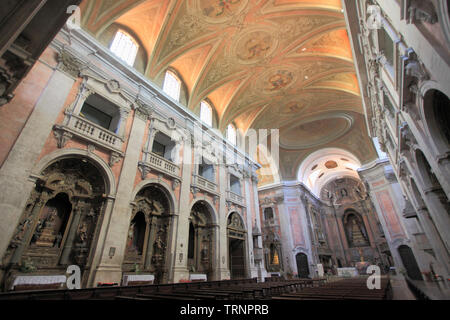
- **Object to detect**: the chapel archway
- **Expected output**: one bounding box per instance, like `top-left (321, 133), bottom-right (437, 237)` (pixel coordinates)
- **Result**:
top-left (227, 212), bottom-right (246, 279)
top-left (187, 201), bottom-right (215, 279)
top-left (423, 89), bottom-right (450, 154)
top-left (398, 245), bottom-right (423, 281)
top-left (296, 253), bottom-right (310, 278)
top-left (415, 149), bottom-right (450, 215)
top-left (2, 158), bottom-right (107, 289)
top-left (122, 185), bottom-right (172, 284)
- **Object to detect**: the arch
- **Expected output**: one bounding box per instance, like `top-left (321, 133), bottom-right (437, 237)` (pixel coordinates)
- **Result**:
top-left (343, 210), bottom-right (370, 248)
top-left (295, 252), bottom-right (310, 278)
top-left (226, 123), bottom-right (238, 146)
top-left (398, 245), bottom-right (423, 280)
top-left (437, 0), bottom-right (450, 49)
top-left (131, 179), bottom-right (177, 215)
top-left (187, 201), bottom-right (216, 277)
top-left (100, 22), bottom-right (148, 71)
top-left (227, 212), bottom-right (247, 279)
top-left (127, 211), bottom-right (146, 255)
top-left (123, 183), bottom-right (173, 283)
top-left (189, 198), bottom-right (218, 225)
top-left (226, 211), bottom-right (247, 232)
top-left (109, 29), bottom-right (139, 66)
top-left (419, 82), bottom-right (450, 156)
top-left (194, 98), bottom-right (219, 129)
top-left (161, 67), bottom-right (189, 105)
top-left (3, 157), bottom-right (109, 288)
top-left (32, 148), bottom-right (116, 196)
top-left (199, 100), bottom-right (213, 127)
top-left (297, 148), bottom-right (362, 196)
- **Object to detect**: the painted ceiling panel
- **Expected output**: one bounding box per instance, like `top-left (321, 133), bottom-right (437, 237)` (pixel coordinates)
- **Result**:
top-left (80, 0), bottom-right (377, 184)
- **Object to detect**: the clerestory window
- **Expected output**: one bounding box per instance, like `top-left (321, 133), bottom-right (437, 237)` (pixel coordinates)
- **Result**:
top-left (110, 30), bottom-right (139, 66)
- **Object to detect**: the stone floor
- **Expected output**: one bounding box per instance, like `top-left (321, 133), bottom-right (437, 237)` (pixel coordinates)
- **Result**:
top-left (408, 278), bottom-right (450, 300)
top-left (390, 275), bottom-right (416, 300)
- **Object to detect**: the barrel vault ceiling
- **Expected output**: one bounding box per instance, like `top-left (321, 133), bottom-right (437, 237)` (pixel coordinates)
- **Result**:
top-left (79, 0), bottom-right (377, 185)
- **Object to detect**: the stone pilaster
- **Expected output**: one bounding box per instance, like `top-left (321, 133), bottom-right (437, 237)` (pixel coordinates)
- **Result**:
top-left (0, 69), bottom-right (75, 261)
top-left (92, 108), bottom-right (148, 285)
top-left (171, 134), bottom-right (193, 283)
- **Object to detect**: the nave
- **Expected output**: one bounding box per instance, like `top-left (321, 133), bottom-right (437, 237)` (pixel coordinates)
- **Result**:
top-left (0, 277), bottom-right (393, 301)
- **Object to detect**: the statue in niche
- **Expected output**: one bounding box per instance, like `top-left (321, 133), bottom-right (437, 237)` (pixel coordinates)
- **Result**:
top-left (201, 235), bottom-right (210, 265)
top-left (152, 228), bottom-right (166, 266)
top-left (154, 235), bottom-right (164, 252)
top-left (271, 246), bottom-right (279, 265)
top-left (346, 215), bottom-right (369, 247)
top-left (77, 222), bottom-right (88, 246)
top-left (31, 219), bottom-right (44, 244)
top-left (355, 185), bottom-right (364, 199)
top-left (34, 207), bottom-right (59, 247)
top-left (126, 223), bottom-right (135, 250)
top-left (150, 200), bottom-right (164, 216)
top-left (54, 233), bottom-right (63, 248)
top-left (15, 218), bottom-right (31, 243)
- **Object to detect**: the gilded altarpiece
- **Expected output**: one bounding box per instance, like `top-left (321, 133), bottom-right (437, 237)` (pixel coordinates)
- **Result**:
top-left (122, 186), bottom-right (171, 284)
top-left (1, 159), bottom-right (106, 290)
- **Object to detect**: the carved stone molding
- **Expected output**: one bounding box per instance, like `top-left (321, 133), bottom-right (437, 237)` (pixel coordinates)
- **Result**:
top-left (404, 0), bottom-right (438, 25)
top-left (404, 50), bottom-right (429, 83)
top-left (138, 162), bottom-right (151, 180)
top-left (0, 67), bottom-right (15, 106)
top-left (53, 126), bottom-right (73, 148)
top-left (105, 79), bottom-right (121, 94)
top-left (87, 144), bottom-right (96, 154)
top-left (398, 159), bottom-right (411, 181)
top-left (172, 179), bottom-right (180, 191)
top-left (57, 50), bottom-right (84, 78)
top-left (109, 151), bottom-right (122, 167)
top-left (191, 186), bottom-right (200, 199)
top-left (135, 107), bottom-right (150, 122)
top-left (399, 122), bottom-right (418, 160)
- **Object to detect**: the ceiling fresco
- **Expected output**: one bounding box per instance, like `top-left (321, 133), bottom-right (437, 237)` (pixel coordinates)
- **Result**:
top-left (79, 0), bottom-right (377, 185)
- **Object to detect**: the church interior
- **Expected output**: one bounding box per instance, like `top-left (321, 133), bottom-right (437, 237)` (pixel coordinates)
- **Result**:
top-left (0, 0), bottom-right (448, 301)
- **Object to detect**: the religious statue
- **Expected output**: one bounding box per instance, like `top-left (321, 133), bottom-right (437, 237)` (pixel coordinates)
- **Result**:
top-left (152, 232), bottom-right (166, 266)
top-left (154, 235), bottom-right (164, 251)
top-left (78, 222), bottom-right (88, 245)
top-left (350, 219), bottom-right (368, 246)
top-left (31, 219), bottom-right (44, 243)
top-left (271, 247), bottom-right (279, 265)
top-left (54, 233), bottom-right (63, 248)
top-left (127, 223), bottom-right (135, 250)
top-left (34, 207), bottom-right (59, 247)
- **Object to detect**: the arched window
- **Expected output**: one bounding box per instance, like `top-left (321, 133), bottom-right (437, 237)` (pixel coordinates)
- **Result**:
top-left (110, 30), bottom-right (139, 66)
top-left (200, 100), bottom-right (213, 127)
top-left (227, 123), bottom-right (237, 146)
top-left (163, 70), bottom-right (181, 102)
